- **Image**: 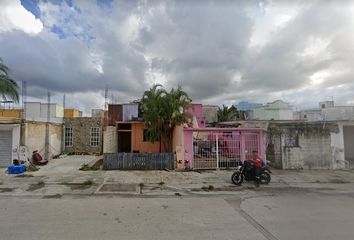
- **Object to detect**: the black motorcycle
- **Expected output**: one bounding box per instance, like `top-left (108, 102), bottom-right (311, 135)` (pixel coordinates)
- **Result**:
top-left (231, 160), bottom-right (271, 185)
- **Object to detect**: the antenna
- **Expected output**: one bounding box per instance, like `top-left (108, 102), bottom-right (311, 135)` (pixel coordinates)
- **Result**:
top-left (104, 84), bottom-right (108, 111)
top-left (63, 94), bottom-right (66, 109)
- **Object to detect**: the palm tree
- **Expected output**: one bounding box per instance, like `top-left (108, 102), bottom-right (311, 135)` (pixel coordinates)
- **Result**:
top-left (0, 58), bottom-right (19, 103)
top-left (217, 105), bottom-right (238, 122)
top-left (140, 84), bottom-right (192, 152)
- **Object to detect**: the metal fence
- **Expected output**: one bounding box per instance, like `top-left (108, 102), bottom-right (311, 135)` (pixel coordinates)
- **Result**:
top-left (192, 131), bottom-right (261, 170)
top-left (103, 153), bottom-right (175, 170)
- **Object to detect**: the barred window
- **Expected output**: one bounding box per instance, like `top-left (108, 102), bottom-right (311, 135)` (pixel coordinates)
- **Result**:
top-left (65, 128), bottom-right (73, 147)
top-left (90, 127), bottom-right (100, 146)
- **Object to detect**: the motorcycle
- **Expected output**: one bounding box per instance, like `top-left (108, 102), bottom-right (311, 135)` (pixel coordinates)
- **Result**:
top-left (231, 160), bottom-right (271, 185)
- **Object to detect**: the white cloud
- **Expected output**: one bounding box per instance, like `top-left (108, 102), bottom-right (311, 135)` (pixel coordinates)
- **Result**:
top-left (0, 0), bottom-right (43, 34)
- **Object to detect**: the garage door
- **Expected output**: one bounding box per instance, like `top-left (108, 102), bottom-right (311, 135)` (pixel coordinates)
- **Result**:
top-left (0, 131), bottom-right (12, 167)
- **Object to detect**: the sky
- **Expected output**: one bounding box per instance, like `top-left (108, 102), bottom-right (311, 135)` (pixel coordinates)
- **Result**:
top-left (1, 0), bottom-right (354, 115)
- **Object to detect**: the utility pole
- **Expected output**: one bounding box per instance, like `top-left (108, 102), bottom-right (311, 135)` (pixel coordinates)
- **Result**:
top-left (45, 92), bottom-right (51, 160)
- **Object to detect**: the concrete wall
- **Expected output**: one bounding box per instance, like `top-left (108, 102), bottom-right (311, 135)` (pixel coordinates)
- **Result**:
top-left (322, 107), bottom-right (354, 121)
top-left (268, 122), bottom-right (339, 169)
top-left (103, 126), bottom-right (117, 153)
top-left (64, 117), bottom-right (103, 154)
top-left (25, 102), bottom-right (64, 123)
top-left (202, 105), bottom-right (218, 124)
top-left (23, 122), bottom-right (62, 160)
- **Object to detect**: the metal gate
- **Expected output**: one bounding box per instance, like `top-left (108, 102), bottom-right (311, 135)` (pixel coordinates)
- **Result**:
top-left (192, 131), bottom-right (262, 169)
top-left (0, 130), bottom-right (12, 167)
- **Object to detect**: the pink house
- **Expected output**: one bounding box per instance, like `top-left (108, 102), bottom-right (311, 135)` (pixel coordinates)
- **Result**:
top-left (185, 104), bottom-right (206, 128)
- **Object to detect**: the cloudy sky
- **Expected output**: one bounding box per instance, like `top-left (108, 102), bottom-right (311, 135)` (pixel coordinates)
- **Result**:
top-left (1, 0), bottom-right (354, 115)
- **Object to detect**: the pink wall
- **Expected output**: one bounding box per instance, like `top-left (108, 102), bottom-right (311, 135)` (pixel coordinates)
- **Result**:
top-left (185, 104), bottom-right (206, 128)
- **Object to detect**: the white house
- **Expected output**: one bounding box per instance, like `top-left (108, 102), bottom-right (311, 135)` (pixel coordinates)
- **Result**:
top-left (252, 100), bottom-right (294, 120)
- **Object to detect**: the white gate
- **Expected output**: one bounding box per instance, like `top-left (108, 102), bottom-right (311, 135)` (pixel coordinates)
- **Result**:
top-left (192, 131), bottom-right (261, 170)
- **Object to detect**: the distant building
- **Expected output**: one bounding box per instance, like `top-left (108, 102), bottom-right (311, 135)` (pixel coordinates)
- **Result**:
top-left (235, 101), bottom-right (262, 111)
top-left (25, 102), bottom-right (64, 123)
top-left (252, 100), bottom-right (294, 120)
top-left (295, 101), bottom-right (354, 122)
top-left (294, 109), bottom-right (322, 121)
top-left (64, 109), bottom-right (82, 118)
top-left (319, 101), bottom-right (334, 109)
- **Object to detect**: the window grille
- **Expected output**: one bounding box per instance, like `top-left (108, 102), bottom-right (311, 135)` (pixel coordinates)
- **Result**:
top-left (65, 128), bottom-right (73, 147)
top-left (90, 127), bottom-right (100, 146)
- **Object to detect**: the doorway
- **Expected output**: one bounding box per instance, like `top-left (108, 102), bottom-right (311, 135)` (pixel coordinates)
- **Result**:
top-left (118, 131), bottom-right (131, 153)
top-left (343, 125), bottom-right (354, 168)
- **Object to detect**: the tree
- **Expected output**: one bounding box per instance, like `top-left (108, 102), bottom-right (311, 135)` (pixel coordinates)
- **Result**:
top-left (217, 104), bottom-right (238, 122)
top-left (140, 84), bottom-right (192, 152)
top-left (0, 58), bottom-right (19, 103)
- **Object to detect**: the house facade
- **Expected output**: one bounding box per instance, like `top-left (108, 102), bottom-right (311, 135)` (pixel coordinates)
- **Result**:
top-left (64, 117), bottom-right (103, 154)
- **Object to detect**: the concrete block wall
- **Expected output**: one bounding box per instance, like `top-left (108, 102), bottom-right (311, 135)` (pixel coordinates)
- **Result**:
top-left (283, 134), bottom-right (332, 169)
top-left (268, 122), bottom-right (339, 170)
top-left (103, 126), bottom-right (117, 153)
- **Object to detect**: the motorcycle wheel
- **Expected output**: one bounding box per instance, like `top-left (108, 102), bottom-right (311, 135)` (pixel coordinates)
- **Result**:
top-left (260, 172), bottom-right (271, 184)
top-left (231, 172), bottom-right (244, 185)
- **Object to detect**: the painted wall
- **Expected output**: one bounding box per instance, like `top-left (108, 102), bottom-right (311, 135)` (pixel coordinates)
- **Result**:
top-left (23, 122), bottom-right (62, 160)
top-left (64, 109), bottom-right (82, 118)
top-left (185, 104), bottom-right (205, 128)
top-left (131, 122), bottom-right (162, 153)
top-left (0, 109), bottom-right (22, 119)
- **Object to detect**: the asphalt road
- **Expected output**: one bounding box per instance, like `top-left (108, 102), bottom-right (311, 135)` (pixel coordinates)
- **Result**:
top-left (1, 190), bottom-right (354, 240)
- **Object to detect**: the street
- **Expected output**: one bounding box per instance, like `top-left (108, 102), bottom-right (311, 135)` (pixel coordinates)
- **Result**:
top-left (1, 188), bottom-right (354, 240)
top-left (1, 156), bottom-right (354, 240)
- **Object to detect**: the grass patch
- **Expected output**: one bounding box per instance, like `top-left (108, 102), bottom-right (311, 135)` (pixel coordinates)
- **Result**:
top-left (201, 185), bottom-right (215, 192)
top-left (60, 180), bottom-right (94, 190)
top-left (26, 165), bottom-right (39, 172)
top-left (79, 164), bottom-right (99, 171)
top-left (27, 181), bottom-right (45, 192)
top-left (0, 187), bottom-right (15, 193)
top-left (328, 179), bottom-right (350, 184)
top-left (15, 174), bottom-right (34, 178)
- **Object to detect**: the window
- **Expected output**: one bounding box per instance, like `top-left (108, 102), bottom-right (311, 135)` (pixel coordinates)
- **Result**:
top-left (65, 128), bottom-right (73, 147)
top-left (90, 127), bottom-right (100, 146)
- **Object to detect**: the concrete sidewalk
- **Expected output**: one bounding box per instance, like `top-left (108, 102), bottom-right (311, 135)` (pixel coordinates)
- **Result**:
top-left (1, 155), bottom-right (354, 198)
